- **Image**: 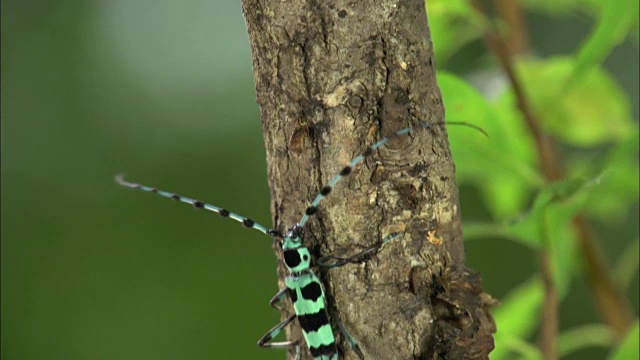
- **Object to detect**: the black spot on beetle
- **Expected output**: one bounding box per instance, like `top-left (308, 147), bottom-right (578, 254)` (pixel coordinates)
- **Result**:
top-left (363, 146), bottom-right (374, 157)
top-left (300, 282), bottom-right (322, 302)
top-left (284, 250), bottom-right (301, 268)
top-left (309, 343), bottom-right (338, 357)
top-left (298, 311), bottom-right (329, 333)
top-left (288, 288), bottom-right (298, 303)
top-left (339, 166), bottom-right (352, 176)
top-left (242, 218), bottom-right (255, 228)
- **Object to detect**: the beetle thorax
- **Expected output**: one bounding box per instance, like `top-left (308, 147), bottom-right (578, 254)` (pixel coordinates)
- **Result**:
top-left (282, 239), bottom-right (312, 273)
top-left (282, 224), bottom-right (312, 273)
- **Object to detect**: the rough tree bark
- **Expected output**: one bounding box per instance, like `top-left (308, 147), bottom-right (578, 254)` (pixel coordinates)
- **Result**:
top-left (242, 1), bottom-right (496, 359)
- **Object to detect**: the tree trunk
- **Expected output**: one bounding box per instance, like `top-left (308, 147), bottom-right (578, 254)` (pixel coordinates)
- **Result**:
top-left (242, 1), bottom-right (496, 359)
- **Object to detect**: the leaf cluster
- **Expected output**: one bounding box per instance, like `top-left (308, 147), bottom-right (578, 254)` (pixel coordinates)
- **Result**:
top-left (428, 1), bottom-right (639, 358)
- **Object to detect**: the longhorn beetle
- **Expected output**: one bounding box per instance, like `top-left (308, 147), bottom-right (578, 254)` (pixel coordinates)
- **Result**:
top-left (116, 120), bottom-right (486, 359)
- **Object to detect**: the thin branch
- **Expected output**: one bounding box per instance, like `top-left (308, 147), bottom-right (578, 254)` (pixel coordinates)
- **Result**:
top-left (471, 1), bottom-right (560, 357)
top-left (494, 0), bottom-right (529, 56)
top-left (574, 218), bottom-right (636, 336)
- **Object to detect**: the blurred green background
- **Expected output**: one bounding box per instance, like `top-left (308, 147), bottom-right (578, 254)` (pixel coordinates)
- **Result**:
top-left (2, 1), bottom-right (637, 360)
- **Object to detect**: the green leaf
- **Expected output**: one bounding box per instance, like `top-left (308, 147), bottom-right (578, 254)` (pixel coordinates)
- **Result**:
top-left (505, 176), bottom-right (604, 295)
top-left (521, 0), bottom-right (601, 15)
top-left (568, 0), bottom-right (639, 89)
top-left (491, 277), bottom-right (544, 360)
top-left (507, 178), bottom-right (585, 246)
top-left (426, 0), bottom-right (485, 63)
top-left (559, 324), bottom-right (616, 357)
top-left (466, 174), bottom-right (606, 295)
top-left (507, 57), bottom-right (635, 146)
top-left (571, 129), bottom-right (640, 221)
top-left (440, 71), bottom-right (542, 219)
top-left (608, 321), bottom-right (639, 360)
top-left (612, 238), bottom-right (640, 291)
top-left (482, 173), bottom-right (533, 221)
top-left (500, 336), bottom-right (542, 360)
top-left (463, 221), bottom-right (535, 247)
top-left (541, 203), bottom-right (579, 298)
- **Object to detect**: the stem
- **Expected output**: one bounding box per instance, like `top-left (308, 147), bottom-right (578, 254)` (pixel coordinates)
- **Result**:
top-left (574, 217), bottom-right (635, 336)
top-left (539, 252), bottom-right (559, 359)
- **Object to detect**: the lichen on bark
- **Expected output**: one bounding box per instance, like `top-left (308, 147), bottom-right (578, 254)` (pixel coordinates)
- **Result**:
top-left (242, 1), bottom-right (496, 358)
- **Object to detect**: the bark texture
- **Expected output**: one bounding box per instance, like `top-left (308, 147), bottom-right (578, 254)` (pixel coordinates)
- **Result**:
top-left (242, 1), bottom-right (496, 359)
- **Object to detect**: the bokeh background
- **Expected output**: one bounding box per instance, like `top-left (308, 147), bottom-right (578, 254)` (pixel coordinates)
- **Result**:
top-left (2, 1), bottom-right (637, 360)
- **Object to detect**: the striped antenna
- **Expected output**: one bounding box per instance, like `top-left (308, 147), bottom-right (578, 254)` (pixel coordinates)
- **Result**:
top-left (115, 174), bottom-right (277, 237)
top-left (298, 121), bottom-right (486, 226)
